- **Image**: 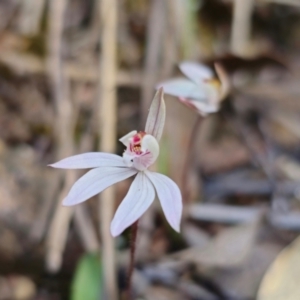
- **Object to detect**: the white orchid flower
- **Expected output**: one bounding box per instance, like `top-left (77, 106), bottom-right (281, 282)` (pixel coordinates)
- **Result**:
top-left (49, 88), bottom-right (182, 237)
top-left (157, 62), bottom-right (230, 116)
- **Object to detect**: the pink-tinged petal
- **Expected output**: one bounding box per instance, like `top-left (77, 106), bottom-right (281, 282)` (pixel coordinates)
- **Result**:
top-left (133, 135), bottom-right (159, 171)
top-left (122, 135), bottom-right (159, 170)
top-left (49, 152), bottom-right (126, 169)
top-left (145, 88), bottom-right (165, 141)
top-left (179, 61), bottom-right (213, 83)
top-left (63, 167), bottom-right (137, 206)
top-left (110, 172), bottom-right (155, 237)
top-left (119, 130), bottom-right (137, 147)
top-left (145, 171), bottom-right (182, 232)
top-left (157, 78), bottom-right (206, 100)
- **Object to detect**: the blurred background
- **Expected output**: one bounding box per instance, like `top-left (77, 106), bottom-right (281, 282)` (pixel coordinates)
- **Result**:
top-left (1, 0), bottom-right (300, 299)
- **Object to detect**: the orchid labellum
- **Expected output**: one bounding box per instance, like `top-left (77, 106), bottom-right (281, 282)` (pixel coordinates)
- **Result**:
top-left (157, 61), bottom-right (230, 116)
top-left (49, 88), bottom-right (182, 237)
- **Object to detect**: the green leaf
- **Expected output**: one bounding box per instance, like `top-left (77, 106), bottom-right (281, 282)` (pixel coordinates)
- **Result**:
top-left (157, 138), bottom-right (170, 175)
top-left (71, 253), bottom-right (102, 300)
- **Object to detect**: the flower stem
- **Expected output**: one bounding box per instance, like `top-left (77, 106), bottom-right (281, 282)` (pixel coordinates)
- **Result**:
top-left (182, 115), bottom-right (203, 203)
top-left (126, 220), bottom-right (139, 300)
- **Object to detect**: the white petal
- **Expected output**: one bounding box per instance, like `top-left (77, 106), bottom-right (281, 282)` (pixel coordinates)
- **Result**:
top-left (179, 61), bottom-right (213, 83)
top-left (119, 130), bottom-right (137, 147)
top-left (186, 99), bottom-right (219, 116)
top-left (145, 171), bottom-right (182, 232)
top-left (63, 167), bottom-right (137, 206)
top-left (145, 88), bottom-right (166, 141)
top-left (49, 152), bottom-right (126, 169)
top-left (157, 78), bottom-right (206, 101)
top-left (191, 101), bottom-right (219, 116)
top-left (110, 172), bottom-right (155, 237)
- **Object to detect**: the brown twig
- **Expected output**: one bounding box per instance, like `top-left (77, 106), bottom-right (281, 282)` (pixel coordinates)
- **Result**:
top-left (126, 221), bottom-right (139, 300)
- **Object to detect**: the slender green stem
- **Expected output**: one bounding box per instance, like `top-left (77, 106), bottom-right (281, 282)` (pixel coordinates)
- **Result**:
top-left (181, 115), bottom-right (203, 203)
top-left (126, 220), bottom-right (139, 300)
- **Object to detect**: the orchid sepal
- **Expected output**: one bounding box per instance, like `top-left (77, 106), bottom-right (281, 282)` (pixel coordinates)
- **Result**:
top-left (145, 87), bottom-right (166, 142)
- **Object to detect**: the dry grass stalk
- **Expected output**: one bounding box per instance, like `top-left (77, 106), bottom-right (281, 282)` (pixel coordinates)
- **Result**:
top-left (141, 0), bottom-right (165, 123)
top-left (175, 0), bottom-right (199, 60)
top-left (45, 0), bottom-right (71, 273)
top-left (0, 51), bottom-right (141, 85)
top-left (46, 0), bottom-right (101, 273)
top-left (161, 0), bottom-right (178, 79)
top-left (137, 0), bottom-right (166, 263)
top-left (98, 0), bottom-right (118, 298)
top-left (30, 174), bottom-right (61, 241)
top-left (17, 0), bottom-right (46, 36)
top-left (74, 206), bottom-right (100, 253)
top-left (258, 0), bottom-right (300, 5)
top-left (230, 0), bottom-right (254, 56)
top-left (46, 0), bottom-right (68, 112)
top-left (74, 129), bottom-right (101, 254)
top-left (46, 170), bottom-right (76, 272)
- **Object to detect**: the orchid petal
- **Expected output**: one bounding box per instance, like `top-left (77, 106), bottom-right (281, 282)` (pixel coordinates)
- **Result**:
top-left (132, 153), bottom-right (155, 171)
top-left (49, 152), bottom-right (126, 169)
top-left (63, 167), bottom-right (137, 206)
top-left (179, 98), bottom-right (219, 116)
top-left (145, 171), bottom-right (182, 232)
top-left (191, 100), bottom-right (219, 115)
top-left (110, 172), bottom-right (155, 237)
top-left (157, 78), bottom-right (207, 100)
top-left (145, 88), bottom-right (166, 141)
top-left (214, 62), bottom-right (230, 100)
top-left (119, 130), bottom-right (137, 147)
top-left (179, 61), bottom-right (214, 83)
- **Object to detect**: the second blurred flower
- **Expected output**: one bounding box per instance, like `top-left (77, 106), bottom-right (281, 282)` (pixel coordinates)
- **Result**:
top-left (157, 61), bottom-right (230, 116)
